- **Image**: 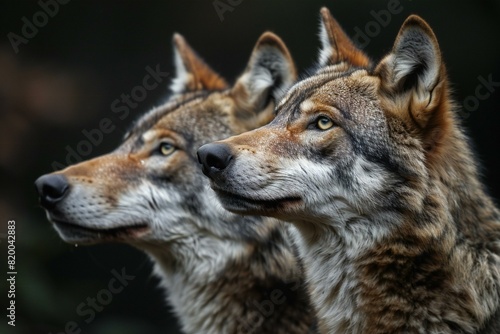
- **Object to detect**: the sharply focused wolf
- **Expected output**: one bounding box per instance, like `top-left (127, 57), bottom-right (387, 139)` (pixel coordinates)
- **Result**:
top-left (35, 32), bottom-right (316, 333)
top-left (198, 8), bottom-right (500, 333)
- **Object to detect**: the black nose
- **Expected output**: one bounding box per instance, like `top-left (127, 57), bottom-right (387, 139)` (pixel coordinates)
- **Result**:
top-left (35, 174), bottom-right (69, 209)
top-left (197, 143), bottom-right (233, 177)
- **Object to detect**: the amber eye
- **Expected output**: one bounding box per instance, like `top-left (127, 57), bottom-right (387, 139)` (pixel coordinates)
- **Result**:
top-left (316, 116), bottom-right (334, 130)
top-left (159, 142), bottom-right (176, 156)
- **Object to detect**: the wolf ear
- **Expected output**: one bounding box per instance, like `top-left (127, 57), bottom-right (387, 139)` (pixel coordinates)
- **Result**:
top-left (232, 32), bottom-right (296, 119)
top-left (318, 7), bottom-right (370, 68)
top-left (170, 33), bottom-right (228, 94)
top-left (375, 15), bottom-right (446, 128)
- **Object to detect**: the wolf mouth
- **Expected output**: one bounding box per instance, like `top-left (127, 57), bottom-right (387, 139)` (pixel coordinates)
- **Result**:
top-left (213, 187), bottom-right (302, 212)
top-left (53, 219), bottom-right (150, 242)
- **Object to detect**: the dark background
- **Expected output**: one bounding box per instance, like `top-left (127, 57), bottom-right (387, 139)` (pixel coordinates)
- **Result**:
top-left (1, 0), bottom-right (499, 333)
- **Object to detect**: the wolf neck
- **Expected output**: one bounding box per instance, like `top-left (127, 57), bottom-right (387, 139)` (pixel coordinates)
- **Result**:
top-left (431, 121), bottom-right (500, 246)
top-left (290, 212), bottom-right (400, 333)
top-left (291, 125), bottom-right (500, 333)
top-left (146, 222), bottom-right (312, 334)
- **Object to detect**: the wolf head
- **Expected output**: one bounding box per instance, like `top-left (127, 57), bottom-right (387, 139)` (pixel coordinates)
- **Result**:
top-left (35, 32), bottom-right (296, 249)
top-left (199, 9), bottom-right (454, 229)
top-left (198, 10), bottom-right (500, 333)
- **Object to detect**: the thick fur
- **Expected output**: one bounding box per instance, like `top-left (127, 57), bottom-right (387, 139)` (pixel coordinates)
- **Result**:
top-left (200, 9), bottom-right (500, 333)
top-left (36, 33), bottom-right (315, 333)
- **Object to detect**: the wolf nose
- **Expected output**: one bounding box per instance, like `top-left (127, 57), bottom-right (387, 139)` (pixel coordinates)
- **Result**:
top-left (197, 143), bottom-right (233, 177)
top-left (35, 174), bottom-right (70, 209)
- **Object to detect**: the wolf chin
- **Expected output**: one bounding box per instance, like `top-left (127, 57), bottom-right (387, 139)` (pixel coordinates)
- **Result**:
top-left (35, 32), bottom-right (315, 333)
top-left (199, 8), bottom-right (500, 333)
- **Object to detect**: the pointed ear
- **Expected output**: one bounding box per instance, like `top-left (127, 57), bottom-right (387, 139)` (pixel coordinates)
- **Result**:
top-left (232, 32), bottom-right (297, 119)
top-left (170, 33), bottom-right (228, 94)
top-left (375, 15), bottom-right (446, 128)
top-left (318, 7), bottom-right (371, 68)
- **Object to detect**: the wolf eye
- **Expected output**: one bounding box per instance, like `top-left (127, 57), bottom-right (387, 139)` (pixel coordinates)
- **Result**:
top-left (159, 142), bottom-right (176, 156)
top-left (316, 116), bottom-right (334, 130)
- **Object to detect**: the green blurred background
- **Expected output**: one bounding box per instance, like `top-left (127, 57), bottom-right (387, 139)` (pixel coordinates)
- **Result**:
top-left (1, 0), bottom-right (500, 333)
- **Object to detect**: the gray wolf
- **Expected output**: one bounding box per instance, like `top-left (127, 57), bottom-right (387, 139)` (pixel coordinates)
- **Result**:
top-left (198, 8), bottom-right (500, 333)
top-left (35, 32), bottom-right (315, 333)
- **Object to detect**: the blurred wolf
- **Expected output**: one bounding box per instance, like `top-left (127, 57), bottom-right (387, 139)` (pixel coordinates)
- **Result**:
top-left (35, 32), bottom-right (315, 333)
top-left (199, 8), bottom-right (500, 333)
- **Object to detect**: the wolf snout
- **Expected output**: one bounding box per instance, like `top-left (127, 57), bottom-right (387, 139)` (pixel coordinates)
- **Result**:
top-left (197, 143), bottom-right (233, 178)
top-left (35, 174), bottom-right (70, 209)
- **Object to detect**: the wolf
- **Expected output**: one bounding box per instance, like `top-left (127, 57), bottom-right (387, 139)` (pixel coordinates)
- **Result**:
top-left (35, 32), bottom-right (316, 333)
top-left (198, 8), bottom-right (500, 333)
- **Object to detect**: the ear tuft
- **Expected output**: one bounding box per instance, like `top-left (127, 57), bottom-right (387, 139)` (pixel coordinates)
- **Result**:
top-left (377, 15), bottom-right (442, 94)
top-left (232, 32), bottom-right (296, 112)
top-left (170, 33), bottom-right (228, 94)
top-left (391, 16), bottom-right (441, 93)
top-left (376, 15), bottom-right (447, 130)
top-left (318, 7), bottom-right (371, 68)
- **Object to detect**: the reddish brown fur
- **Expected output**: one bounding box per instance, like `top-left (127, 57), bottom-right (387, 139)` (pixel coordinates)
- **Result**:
top-left (173, 33), bottom-right (228, 92)
top-left (320, 8), bottom-right (371, 67)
